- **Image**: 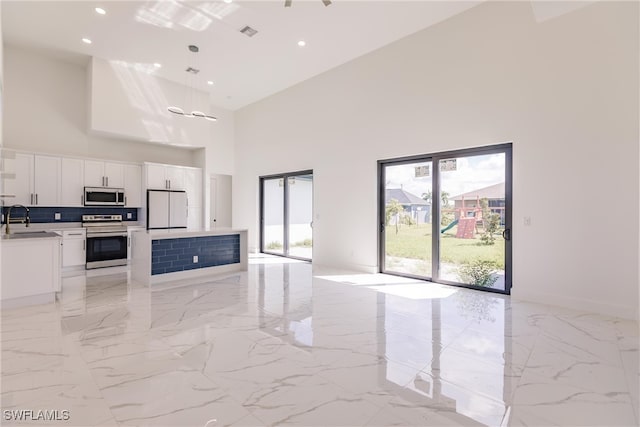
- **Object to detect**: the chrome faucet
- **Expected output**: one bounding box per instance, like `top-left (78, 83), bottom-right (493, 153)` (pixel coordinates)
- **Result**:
top-left (5, 205), bottom-right (30, 235)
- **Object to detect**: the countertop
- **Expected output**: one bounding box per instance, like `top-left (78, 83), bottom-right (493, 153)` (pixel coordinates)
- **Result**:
top-left (140, 228), bottom-right (247, 240)
top-left (3, 222), bottom-right (144, 232)
top-left (1, 231), bottom-right (62, 241)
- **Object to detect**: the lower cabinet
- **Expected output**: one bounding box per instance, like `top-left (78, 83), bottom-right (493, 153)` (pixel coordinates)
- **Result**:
top-left (60, 229), bottom-right (86, 268)
top-left (127, 226), bottom-right (145, 261)
top-left (1, 237), bottom-right (62, 300)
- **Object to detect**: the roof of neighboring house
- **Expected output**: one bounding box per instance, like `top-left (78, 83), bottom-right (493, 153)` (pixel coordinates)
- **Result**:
top-left (386, 188), bottom-right (430, 206)
top-left (452, 182), bottom-right (505, 201)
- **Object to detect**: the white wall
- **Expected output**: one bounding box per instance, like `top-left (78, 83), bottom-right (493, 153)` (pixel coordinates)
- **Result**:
top-left (3, 46), bottom-right (196, 165)
top-left (235, 2), bottom-right (639, 320)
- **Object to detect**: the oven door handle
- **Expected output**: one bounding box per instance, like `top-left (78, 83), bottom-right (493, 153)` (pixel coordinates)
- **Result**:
top-left (86, 232), bottom-right (128, 238)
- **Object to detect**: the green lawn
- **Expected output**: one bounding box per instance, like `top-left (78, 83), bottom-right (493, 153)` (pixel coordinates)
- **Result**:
top-left (385, 223), bottom-right (505, 269)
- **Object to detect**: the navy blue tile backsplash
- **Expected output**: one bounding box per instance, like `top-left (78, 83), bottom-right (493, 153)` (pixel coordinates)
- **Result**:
top-left (151, 235), bottom-right (241, 275)
top-left (0, 206), bottom-right (139, 223)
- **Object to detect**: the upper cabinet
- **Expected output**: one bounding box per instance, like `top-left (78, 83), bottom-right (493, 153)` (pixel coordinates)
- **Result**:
top-left (123, 164), bottom-right (142, 208)
top-left (145, 163), bottom-right (187, 191)
top-left (3, 152), bottom-right (34, 205)
top-left (3, 152), bottom-right (60, 206)
top-left (84, 160), bottom-right (124, 188)
top-left (33, 156), bottom-right (61, 206)
top-left (1, 150), bottom-right (143, 208)
top-left (60, 158), bottom-right (84, 206)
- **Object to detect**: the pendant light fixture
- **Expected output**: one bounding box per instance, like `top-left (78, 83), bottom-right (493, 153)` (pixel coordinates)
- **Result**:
top-left (167, 45), bottom-right (217, 122)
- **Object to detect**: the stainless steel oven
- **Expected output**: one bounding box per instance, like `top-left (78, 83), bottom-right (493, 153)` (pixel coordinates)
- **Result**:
top-left (83, 215), bottom-right (128, 269)
top-left (84, 187), bottom-right (125, 206)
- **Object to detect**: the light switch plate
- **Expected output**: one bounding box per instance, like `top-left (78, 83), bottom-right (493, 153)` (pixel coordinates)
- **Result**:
top-left (127, 212), bottom-right (132, 219)
top-left (54, 213), bottom-right (61, 220)
top-left (193, 255), bottom-right (198, 263)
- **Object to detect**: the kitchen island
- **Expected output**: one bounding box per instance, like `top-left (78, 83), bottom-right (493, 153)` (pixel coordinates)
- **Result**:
top-left (130, 228), bottom-right (248, 286)
top-left (1, 231), bottom-right (62, 308)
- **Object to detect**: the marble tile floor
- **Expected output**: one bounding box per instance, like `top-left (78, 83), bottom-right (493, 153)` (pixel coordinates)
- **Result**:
top-left (1, 255), bottom-right (638, 426)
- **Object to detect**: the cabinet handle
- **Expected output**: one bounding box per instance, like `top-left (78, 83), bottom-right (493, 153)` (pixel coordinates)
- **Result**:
top-left (30, 193), bottom-right (33, 205)
top-left (81, 195), bottom-right (84, 205)
top-left (128, 236), bottom-right (131, 247)
top-left (125, 196), bottom-right (127, 206)
top-left (68, 233), bottom-right (83, 236)
top-left (35, 194), bottom-right (38, 205)
top-left (83, 240), bottom-right (85, 251)
top-left (106, 176), bottom-right (109, 187)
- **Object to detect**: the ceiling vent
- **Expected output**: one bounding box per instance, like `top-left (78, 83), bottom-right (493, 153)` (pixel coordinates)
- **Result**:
top-left (240, 26), bottom-right (258, 37)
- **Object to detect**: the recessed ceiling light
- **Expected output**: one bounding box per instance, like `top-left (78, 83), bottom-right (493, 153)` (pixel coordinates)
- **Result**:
top-left (223, 0), bottom-right (233, 3)
top-left (95, 7), bottom-right (106, 15)
top-left (82, 38), bottom-right (92, 44)
top-left (154, 63), bottom-right (162, 68)
top-left (297, 40), bottom-right (306, 47)
top-left (207, 81), bottom-right (214, 85)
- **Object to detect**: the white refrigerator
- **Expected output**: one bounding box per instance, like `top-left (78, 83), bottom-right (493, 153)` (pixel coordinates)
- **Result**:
top-left (147, 190), bottom-right (188, 229)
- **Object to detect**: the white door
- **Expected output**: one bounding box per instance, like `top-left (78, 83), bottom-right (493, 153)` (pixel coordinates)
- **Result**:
top-left (166, 166), bottom-right (185, 190)
top-left (124, 164), bottom-right (142, 207)
top-left (209, 177), bottom-right (217, 228)
top-left (61, 158), bottom-right (84, 206)
top-left (146, 164), bottom-right (167, 189)
top-left (104, 162), bottom-right (124, 188)
top-left (169, 191), bottom-right (188, 228)
top-left (84, 160), bottom-right (105, 187)
top-left (33, 155), bottom-right (61, 206)
top-left (4, 153), bottom-right (33, 205)
top-left (147, 191), bottom-right (169, 229)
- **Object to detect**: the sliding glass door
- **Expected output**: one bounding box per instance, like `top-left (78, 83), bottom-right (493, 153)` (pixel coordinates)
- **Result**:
top-left (260, 171), bottom-right (313, 261)
top-left (379, 144), bottom-right (511, 294)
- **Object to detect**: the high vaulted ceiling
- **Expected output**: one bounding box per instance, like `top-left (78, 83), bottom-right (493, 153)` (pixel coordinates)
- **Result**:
top-left (3, 1), bottom-right (481, 110)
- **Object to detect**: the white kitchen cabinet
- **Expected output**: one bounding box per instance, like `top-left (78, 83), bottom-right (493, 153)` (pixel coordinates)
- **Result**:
top-left (3, 152), bottom-right (33, 205)
top-left (2, 152), bottom-right (60, 206)
top-left (184, 168), bottom-right (202, 208)
top-left (1, 236), bottom-right (62, 302)
top-left (84, 160), bottom-right (124, 188)
top-left (33, 155), bottom-right (61, 206)
top-left (60, 158), bottom-right (84, 206)
top-left (84, 160), bottom-right (105, 187)
top-left (145, 163), bottom-right (186, 190)
top-left (124, 164), bottom-right (142, 207)
top-left (127, 226), bottom-right (145, 261)
top-left (188, 206), bottom-right (202, 229)
top-left (165, 166), bottom-right (185, 190)
top-left (61, 229), bottom-right (86, 267)
top-left (146, 163), bottom-right (167, 189)
top-left (105, 162), bottom-right (124, 188)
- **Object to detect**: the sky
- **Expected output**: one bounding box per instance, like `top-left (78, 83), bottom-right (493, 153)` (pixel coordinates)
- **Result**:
top-left (385, 153), bottom-right (506, 200)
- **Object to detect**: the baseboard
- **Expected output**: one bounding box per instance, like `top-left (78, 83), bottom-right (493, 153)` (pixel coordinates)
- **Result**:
top-left (1, 292), bottom-right (55, 310)
top-left (511, 288), bottom-right (638, 321)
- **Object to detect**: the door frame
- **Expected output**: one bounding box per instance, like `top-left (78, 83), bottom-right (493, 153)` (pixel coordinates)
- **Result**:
top-left (259, 169), bottom-right (313, 261)
top-left (378, 143), bottom-right (512, 295)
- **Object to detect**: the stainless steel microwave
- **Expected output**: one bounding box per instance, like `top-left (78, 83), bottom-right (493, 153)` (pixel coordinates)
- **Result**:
top-left (84, 187), bottom-right (125, 206)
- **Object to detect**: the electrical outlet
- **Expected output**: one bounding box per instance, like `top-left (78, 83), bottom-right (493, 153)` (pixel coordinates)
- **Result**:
top-left (127, 212), bottom-right (132, 219)
top-left (193, 255), bottom-right (198, 263)
top-left (54, 213), bottom-right (61, 220)
top-left (524, 216), bottom-right (532, 226)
